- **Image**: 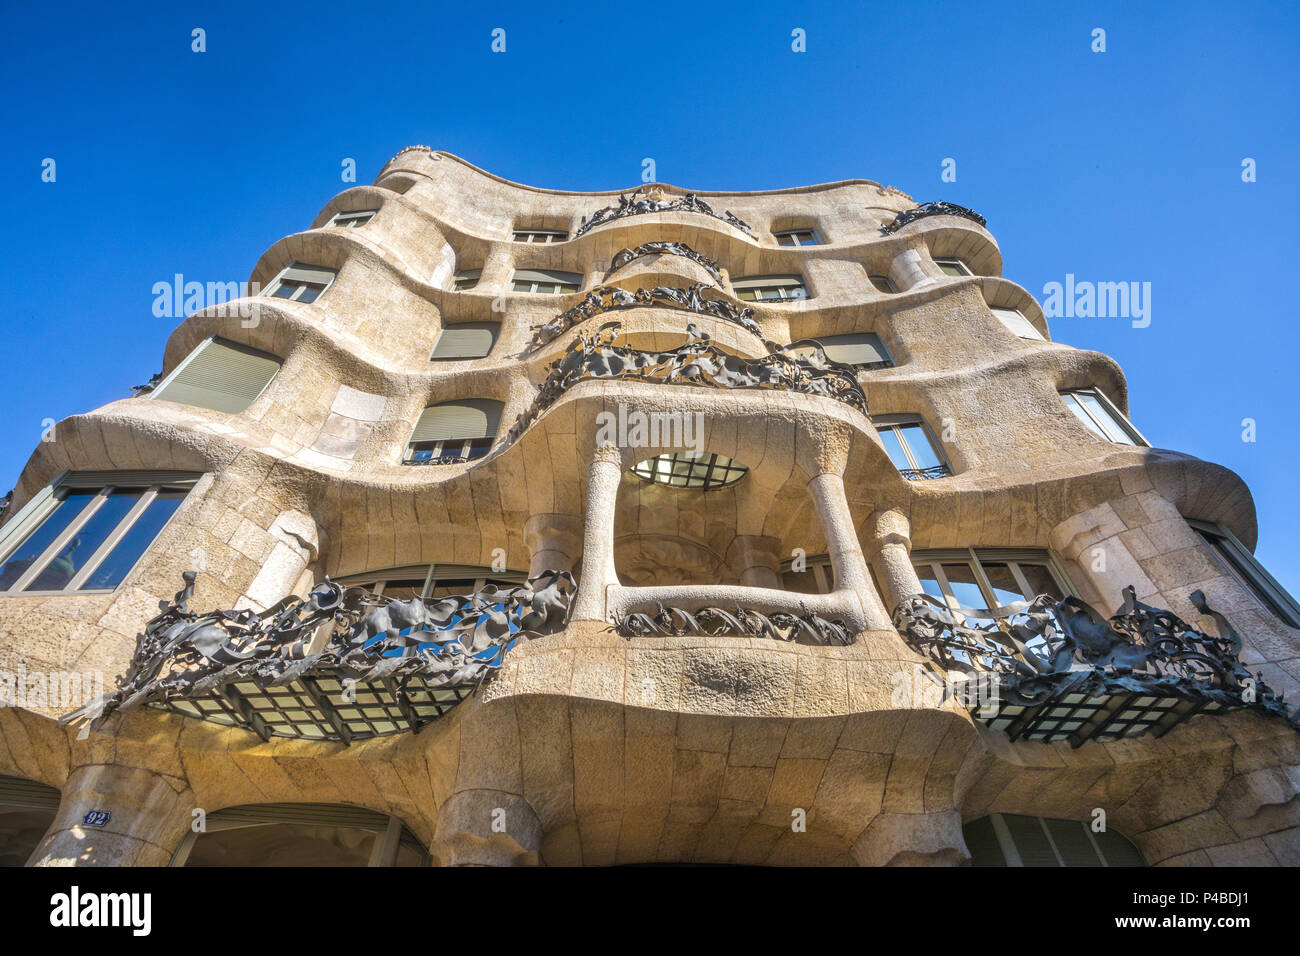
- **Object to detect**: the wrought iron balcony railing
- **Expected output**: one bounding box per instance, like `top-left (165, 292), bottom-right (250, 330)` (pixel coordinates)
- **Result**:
top-left (892, 586), bottom-right (1299, 747)
top-left (508, 322), bottom-right (867, 443)
top-left (62, 569), bottom-right (575, 743)
top-left (529, 283), bottom-right (762, 351)
top-left (609, 241), bottom-right (726, 286)
top-left (881, 201), bottom-right (987, 235)
top-left (574, 187), bottom-right (754, 239)
top-left (898, 464), bottom-right (952, 481)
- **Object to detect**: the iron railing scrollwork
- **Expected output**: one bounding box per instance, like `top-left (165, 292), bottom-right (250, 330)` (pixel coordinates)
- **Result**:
top-left (62, 569), bottom-right (576, 743)
top-left (881, 201), bottom-right (987, 235)
top-left (574, 187), bottom-right (754, 239)
top-left (508, 322), bottom-right (867, 443)
top-left (898, 464), bottom-right (952, 481)
top-left (611, 603), bottom-right (854, 646)
top-left (892, 586), bottom-right (1299, 745)
top-left (609, 241), bottom-right (726, 286)
top-left (529, 283), bottom-right (762, 351)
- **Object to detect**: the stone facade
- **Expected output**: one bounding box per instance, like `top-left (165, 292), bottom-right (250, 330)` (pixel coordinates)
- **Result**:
top-left (0, 149), bottom-right (1297, 867)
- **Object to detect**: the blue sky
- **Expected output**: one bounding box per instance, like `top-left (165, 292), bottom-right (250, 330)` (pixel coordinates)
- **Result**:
top-left (1, 1), bottom-right (1297, 593)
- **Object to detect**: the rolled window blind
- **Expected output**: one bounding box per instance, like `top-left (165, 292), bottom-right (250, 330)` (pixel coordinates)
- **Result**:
top-left (281, 262), bottom-right (337, 285)
top-left (430, 323), bottom-right (499, 360)
top-left (152, 337), bottom-right (281, 414)
top-left (793, 332), bottom-right (889, 366)
top-left (511, 269), bottom-right (582, 285)
top-left (991, 307), bottom-right (1044, 340)
top-left (410, 400), bottom-right (503, 443)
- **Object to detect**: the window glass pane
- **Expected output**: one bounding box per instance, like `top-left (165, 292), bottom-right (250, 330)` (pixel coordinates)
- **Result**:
top-left (271, 283), bottom-right (297, 299)
top-left (81, 490), bottom-right (186, 590)
top-left (877, 427), bottom-right (911, 470)
top-left (295, 284), bottom-right (321, 304)
top-left (870, 275), bottom-right (897, 293)
top-left (941, 564), bottom-right (987, 612)
top-left (736, 289), bottom-right (756, 301)
top-left (982, 563), bottom-right (1027, 606)
top-left (917, 573), bottom-right (946, 602)
top-left (0, 491), bottom-right (98, 590)
top-left (26, 492), bottom-right (141, 591)
top-left (1062, 393), bottom-right (1106, 438)
top-left (1077, 392), bottom-right (1135, 445)
top-left (938, 261), bottom-right (967, 277)
top-left (898, 423), bottom-right (942, 469)
top-left (1015, 563), bottom-right (1063, 601)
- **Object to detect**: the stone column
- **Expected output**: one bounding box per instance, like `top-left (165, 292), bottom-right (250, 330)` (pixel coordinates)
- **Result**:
top-left (524, 513), bottom-right (583, 578)
top-left (569, 443), bottom-right (623, 623)
top-left (850, 810), bottom-right (970, 867)
top-left (805, 472), bottom-right (892, 629)
top-left (870, 509), bottom-right (924, 613)
top-left (431, 790), bottom-right (542, 866)
top-left (29, 764), bottom-right (196, 867)
top-left (728, 534), bottom-right (783, 589)
top-left (478, 243), bottom-right (515, 295)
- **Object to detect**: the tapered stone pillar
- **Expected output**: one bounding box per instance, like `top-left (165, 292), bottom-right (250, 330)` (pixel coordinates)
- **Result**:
top-left (869, 509), bottom-right (924, 613)
top-left (806, 472), bottom-right (891, 628)
top-left (432, 790), bottom-right (542, 866)
top-left (569, 443), bottom-right (623, 622)
top-left (29, 764), bottom-right (196, 867)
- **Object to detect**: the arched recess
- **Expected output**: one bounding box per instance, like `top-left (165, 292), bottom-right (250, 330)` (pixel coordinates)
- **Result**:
top-left (170, 803), bottom-right (430, 867)
top-left (964, 813), bottom-right (1146, 867)
top-left (0, 774), bottom-right (60, 867)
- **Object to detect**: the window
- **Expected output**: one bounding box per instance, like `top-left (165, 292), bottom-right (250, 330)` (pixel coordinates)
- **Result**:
top-left (0, 472), bottom-right (198, 594)
top-left (791, 332), bottom-right (893, 370)
top-left (911, 547), bottom-right (1069, 625)
top-left (965, 814), bottom-right (1145, 867)
top-left (339, 562), bottom-right (526, 598)
top-left (512, 229), bottom-right (567, 243)
top-left (732, 275), bottom-right (808, 302)
top-left (630, 451), bottom-right (748, 490)
top-left (331, 209), bottom-right (377, 228)
top-left (990, 306), bottom-right (1045, 341)
top-left (451, 269), bottom-right (481, 291)
top-left (869, 274), bottom-right (898, 293)
top-left (1060, 388), bottom-right (1147, 446)
top-left (872, 415), bottom-right (951, 479)
top-left (935, 257), bottom-right (972, 277)
top-left (430, 323), bottom-right (498, 361)
top-left (263, 262), bottom-right (336, 303)
top-left (405, 400), bottom-right (502, 464)
top-left (1189, 520), bottom-right (1300, 628)
top-left (774, 228), bottom-right (820, 246)
top-left (510, 269), bottom-right (582, 294)
top-left (150, 337), bottom-right (281, 414)
top-left (780, 553), bottom-right (837, 595)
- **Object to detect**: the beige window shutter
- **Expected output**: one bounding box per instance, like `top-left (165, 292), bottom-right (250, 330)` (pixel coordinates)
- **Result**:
top-left (795, 332), bottom-right (889, 365)
top-left (410, 400), bottom-right (503, 442)
top-left (511, 269), bottom-right (582, 285)
top-left (152, 337), bottom-right (282, 414)
top-left (990, 307), bottom-right (1044, 340)
top-left (430, 323), bottom-right (499, 360)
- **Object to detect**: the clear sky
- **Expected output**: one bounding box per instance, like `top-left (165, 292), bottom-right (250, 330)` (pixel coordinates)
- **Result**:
top-left (1, 1), bottom-right (1296, 593)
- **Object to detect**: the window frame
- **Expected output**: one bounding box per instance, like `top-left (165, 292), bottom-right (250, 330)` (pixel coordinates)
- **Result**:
top-left (0, 472), bottom-right (200, 596)
top-left (792, 332), bottom-right (894, 370)
top-left (262, 262), bottom-right (336, 303)
top-left (331, 209), bottom-right (377, 228)
top-left (1187, 519), bottom-right (1300, 628)
top-left (869, 274), bottom-right (899, 294)
top-left (511, 229), bottom-right (568, 244)
top-left (731, 275), bottom-right (809, 302)
top-left (451, 269), bottom-right (481, 291)
top-left (871, 414), bottom-right (953, 480)
top-left (509, 269), bottom-right (582, 295)
top-left (429, 322), bottom-right (499, 362)
top-left (1060, 388), bottom-right (1148, 446)
top-left (935, 257), bottom-right (973, 277)
top-left (989, 305), bottom-right (1045, 341)
top-left (910, 546), bottom-right (1075, 618)
top-left (773, 228), bottom-right (821, 246)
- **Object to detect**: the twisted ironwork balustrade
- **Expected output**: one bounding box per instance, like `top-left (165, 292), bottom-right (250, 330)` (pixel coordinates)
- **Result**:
top-left (881, 201), bottom-right (987, 235)
top-left (574, 187), bottom-right (753, 238)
